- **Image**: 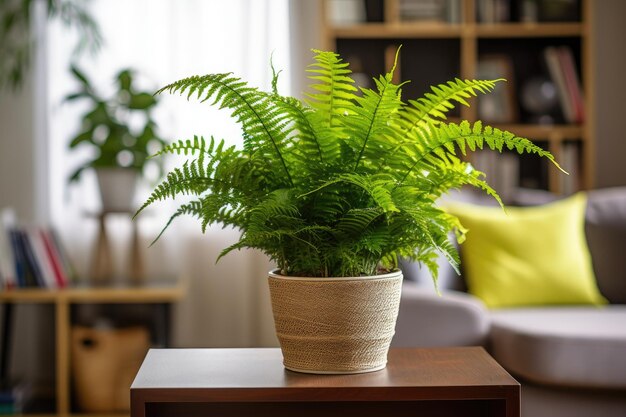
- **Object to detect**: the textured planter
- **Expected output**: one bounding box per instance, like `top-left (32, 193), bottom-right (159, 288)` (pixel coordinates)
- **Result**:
top-left (95, 167), bottom-right (138, 212)
top-left (268, 269), bottom-right (403, 374)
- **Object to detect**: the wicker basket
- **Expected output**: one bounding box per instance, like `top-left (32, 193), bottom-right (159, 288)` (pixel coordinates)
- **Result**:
top-left (268, 269), bottom-right (403, 374)
top-left (71, 325), bottom-right (150, 412)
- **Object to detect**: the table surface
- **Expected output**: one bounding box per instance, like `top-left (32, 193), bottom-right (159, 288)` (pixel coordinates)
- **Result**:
top-left (132, 347), bottom-right (518, 397)
top-left (131, 347), bottom-right (520, 417)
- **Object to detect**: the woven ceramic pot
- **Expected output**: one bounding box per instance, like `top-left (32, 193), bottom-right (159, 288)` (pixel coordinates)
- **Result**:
top-left (268, 269), bottom-right (403, 374)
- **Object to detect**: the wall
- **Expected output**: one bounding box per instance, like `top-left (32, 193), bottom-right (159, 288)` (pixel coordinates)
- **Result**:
top-left (0, 82), bottom-right (38, 222)
top-left (0, 76), bottom-right (55, 396)
top-left (289, 0), bottom-right (322, 99)
top-left (593, 0), bottom-right (626, 187)
top-left (0, 2), bottom-right (54, 392)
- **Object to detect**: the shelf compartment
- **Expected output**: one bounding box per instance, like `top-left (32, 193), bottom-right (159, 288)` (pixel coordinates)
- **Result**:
top-left (335, 38), bottom-right (461, 110)
top-left (0, 282), bottom-right (185, 417)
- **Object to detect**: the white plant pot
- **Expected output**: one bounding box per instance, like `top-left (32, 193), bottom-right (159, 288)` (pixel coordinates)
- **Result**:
top-left (95, 168), bottom-right (138, 212)
top-left (268, 269), bottom-right (403, 374)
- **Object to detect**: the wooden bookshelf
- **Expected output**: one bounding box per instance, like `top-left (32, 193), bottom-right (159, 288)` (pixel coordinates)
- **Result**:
top-left (475, 22), bottom-right (585, 38)
top-left (0, 282), bottom-right (186, 417)
top-left (321, 0), bottom-right (594, 195)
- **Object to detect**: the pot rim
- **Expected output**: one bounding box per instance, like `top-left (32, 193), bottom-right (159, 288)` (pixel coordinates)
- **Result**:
top-left (268, 268), bottom-right (402, 282)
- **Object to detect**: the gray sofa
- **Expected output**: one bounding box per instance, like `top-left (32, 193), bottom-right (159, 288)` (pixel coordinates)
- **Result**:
top-left (394, 187), bottom-right (626, 417)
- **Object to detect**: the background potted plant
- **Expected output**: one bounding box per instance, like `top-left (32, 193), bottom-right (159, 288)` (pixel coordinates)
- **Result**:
top-left (66, 66), bottom-right (167, 212)
top-left (136, 49), bottom-right (563, 374)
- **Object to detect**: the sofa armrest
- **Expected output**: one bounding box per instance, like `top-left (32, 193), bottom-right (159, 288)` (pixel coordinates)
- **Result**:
top-left (392, 284), bottom-right (490, 347)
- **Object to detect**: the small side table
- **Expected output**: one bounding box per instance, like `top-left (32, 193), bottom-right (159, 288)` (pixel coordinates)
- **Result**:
top-left (131, 347), bottom-right (520, 417)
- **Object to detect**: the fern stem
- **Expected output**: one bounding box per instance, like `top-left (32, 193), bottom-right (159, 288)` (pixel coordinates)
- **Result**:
top-left (229, 90), bottom-right (294, 187)
top-left (275, 96), bottom-right (324, 163)
top-left (353, 80), bottom-right (389, 171)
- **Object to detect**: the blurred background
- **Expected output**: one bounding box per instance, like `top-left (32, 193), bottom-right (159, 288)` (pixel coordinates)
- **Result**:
top-left (0, 0), bottom-right (624, 415)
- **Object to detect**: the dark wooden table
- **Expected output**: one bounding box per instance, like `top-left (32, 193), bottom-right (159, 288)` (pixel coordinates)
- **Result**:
top-left (131, 347), bottom-right (520, 417)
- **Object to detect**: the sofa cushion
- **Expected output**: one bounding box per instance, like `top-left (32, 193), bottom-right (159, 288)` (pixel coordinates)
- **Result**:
top-left (394, 285), bottom-right (489, 347)
top-left (489, 306), bottom-right (626, 389)
top-left (447, 193), bottom-right (607, 308)
top-left (585, 187), bottom-right (626, 303)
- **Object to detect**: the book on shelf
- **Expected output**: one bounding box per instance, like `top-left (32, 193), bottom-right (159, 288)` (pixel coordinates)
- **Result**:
top-left (472, 149), bottom-right (520, 204)
top-left (48, 229), bottom-right (75, 286)
top-left (13, 230), bottom-right (46, 288)
top-left (400, 0), bottom-right (446, 22)
top-left (40, 229), bottom-right (70, 288)
top-left (544, 45), bottom-right (584, 124)
top-left (24, 228), bottom-right (58, 289)
top-left (477, 0), bottom-right (511, 23)
top-left (399, 0), bottom-right (460, 23)
top-left (446, 0), bottom-right (461, 23)
top-left (8, 230), bottom-right (30, 288)
top-left (328, 0), bottom-right (367, 25)
top-left (558, 46), bottom-right (585, 123)
top-left (0, 215), bottom-right (73, 290)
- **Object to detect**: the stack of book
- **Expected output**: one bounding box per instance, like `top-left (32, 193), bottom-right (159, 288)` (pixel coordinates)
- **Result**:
top-left (544, 46), bottom-right (585, 124)
top-left (0, 209), bottom-right (74, 290)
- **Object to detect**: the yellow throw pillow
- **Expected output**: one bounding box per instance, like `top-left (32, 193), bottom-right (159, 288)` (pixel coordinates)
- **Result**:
top-left (447, 193), bottom-right (607, 308)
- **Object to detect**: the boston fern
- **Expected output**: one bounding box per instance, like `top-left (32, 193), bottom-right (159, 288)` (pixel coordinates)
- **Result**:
top-left (136, 49), bottom-right (563, 282)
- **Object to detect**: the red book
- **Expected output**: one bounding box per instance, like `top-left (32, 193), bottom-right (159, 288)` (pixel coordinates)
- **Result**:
top-left (40, 229), bottom-right (69, 288)
top-left (558, 46), bottom-right (585, 124)
top-left (544, 46), bottom-right (575, 123)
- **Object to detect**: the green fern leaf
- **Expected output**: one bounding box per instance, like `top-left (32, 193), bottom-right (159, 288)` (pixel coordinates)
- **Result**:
top-left (402, 79), bottom-right (502, 133)
top-left (140, 49), bottom-right (567, 279)
top-left (349, 72), bottom-right (404, 172)
top-left (151, 135), bottom-right (218, 157)
top-left (400, 120), bottom-right (566, 184)
top-left (157, 73), bottom-right (294, 186)
top-left (305, 50), bottom-right (357, 129)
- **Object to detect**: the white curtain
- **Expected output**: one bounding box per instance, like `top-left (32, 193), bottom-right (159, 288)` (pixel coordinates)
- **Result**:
top-left (46, 0), bottom-right (292, 347)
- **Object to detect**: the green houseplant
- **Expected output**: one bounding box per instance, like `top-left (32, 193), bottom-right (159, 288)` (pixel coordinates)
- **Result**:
top-left (137, 49), bottom-right (563, 373)
top-left (66, 66), bottom-right (167, 211)
top-left (0, 0), bottom-right (102, 92)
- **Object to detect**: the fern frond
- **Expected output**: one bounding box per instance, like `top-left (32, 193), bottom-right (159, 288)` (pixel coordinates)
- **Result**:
top-left (141, 49), bottom-right (567, 279)
top-left (301, 173), bottom-right (399, 214)
top-left (246, 189), bottom-right (301, 233)
top-left (402, 78), bottom-right (502, 132)
top-left (336, 208), bottom-right (384, 237)
top-left (151, 135), bottom-right (220, 157)
top-left (270, 94), bottom-right (326, 165)
top-left (305, 49), bottom-right (357, 129)
top-left (411, 154), bottom-right (504, 207)
top-left (148, 200), bottom-right (203, 246)
top-left (400, 120), bottom-right (565, 184)
top-left (157, 73), bottom-right (294, 186)
top-left (349, 70), bottom-right (404, 172)
top-left (135, 158), bottom-right (211, 216)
